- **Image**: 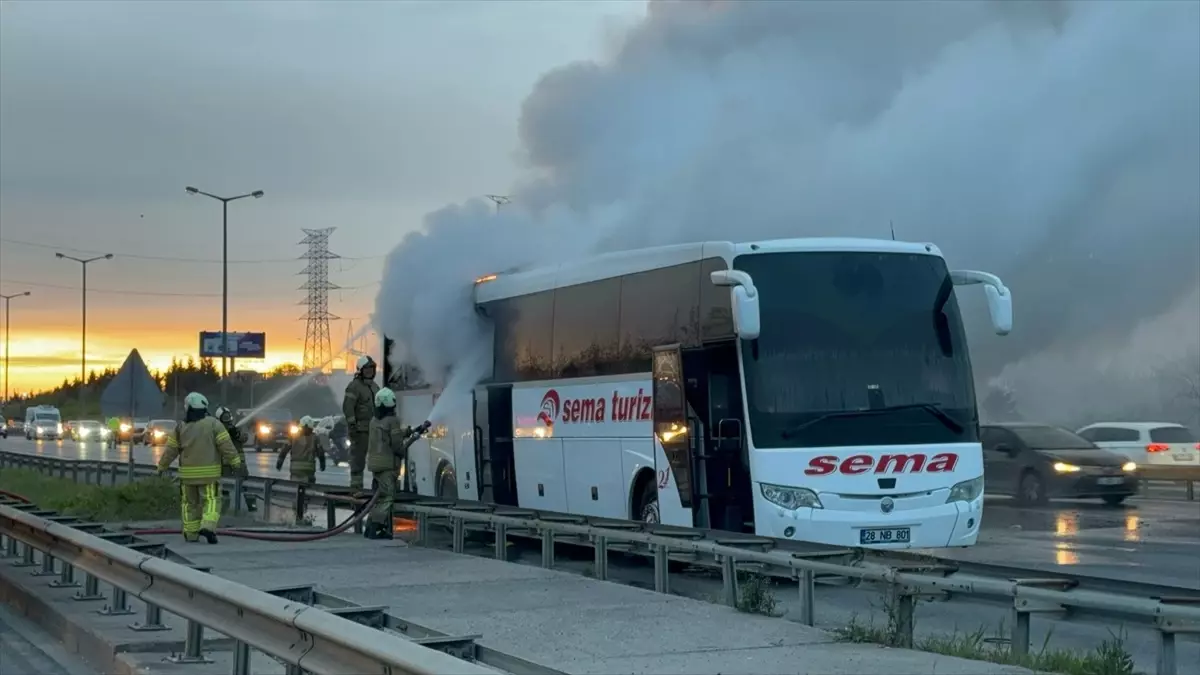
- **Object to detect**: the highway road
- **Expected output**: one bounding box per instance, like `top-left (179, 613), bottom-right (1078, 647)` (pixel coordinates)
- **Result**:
top-left (2, 435), bottom-right (1198, 588)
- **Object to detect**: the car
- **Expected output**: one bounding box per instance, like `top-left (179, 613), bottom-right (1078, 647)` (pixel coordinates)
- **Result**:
top-left (1075, 422), bottom-right (1200, 466)
top-left (143, 419), bottom-right (177, 446)
top-left (71, 420), bottom-right (109, 442)
top-left (117, 418), bottom-right (149, 444)
top-left (981, 423), bottom-right (1139, 506)
top-left (251, 408), bottom-right (300, 451)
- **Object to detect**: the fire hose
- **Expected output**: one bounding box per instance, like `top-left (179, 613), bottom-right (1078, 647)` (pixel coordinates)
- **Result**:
top-left (2, 421), bottom-right (433, 543)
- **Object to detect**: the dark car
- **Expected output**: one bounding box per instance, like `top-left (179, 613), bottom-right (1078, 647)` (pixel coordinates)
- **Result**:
top-left (144, 419), bottom-right (177, 446)
top-left (981, 423), bottom-right (1139, 506)
top-left (118, 418), bottom-right (149, 444)
top-left (252, 408), bottom-right (299, 451)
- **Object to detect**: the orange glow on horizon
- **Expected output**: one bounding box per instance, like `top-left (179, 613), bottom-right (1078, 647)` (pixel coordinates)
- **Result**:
top-left (0, 328), bottom-right (310, 393)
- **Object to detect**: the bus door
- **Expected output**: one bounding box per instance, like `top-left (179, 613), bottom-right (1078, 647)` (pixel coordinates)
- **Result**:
top-left (475, 385), bottom-right (517, 506)
top-left (652, 345), bottom-right (696, 524)
top-left (698, 341), bottom-right (751, 533)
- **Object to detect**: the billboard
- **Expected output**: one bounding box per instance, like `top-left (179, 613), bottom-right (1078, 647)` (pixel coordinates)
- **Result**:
top-left (199, 332), bottom-right (266, 359)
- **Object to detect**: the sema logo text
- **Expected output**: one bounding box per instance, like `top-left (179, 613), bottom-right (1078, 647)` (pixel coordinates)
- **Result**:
top-left (805, 453), bottom-right (960, 476)
top-left (537, 388), bottom-right (652, 426)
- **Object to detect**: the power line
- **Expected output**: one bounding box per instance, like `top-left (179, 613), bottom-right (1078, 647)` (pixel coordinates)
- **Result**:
top-left (0, 237), bottom-right (386, 264)
top-left (0, 277), bottom-right (379, 298)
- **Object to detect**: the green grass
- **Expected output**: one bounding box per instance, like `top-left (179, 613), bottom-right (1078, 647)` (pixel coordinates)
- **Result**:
top-left (0, 468), bottom-right (179, 522)
top-left (836, 617), bottom-right (1137, 675)
top-left (735, 571), bottom-right (781, 616)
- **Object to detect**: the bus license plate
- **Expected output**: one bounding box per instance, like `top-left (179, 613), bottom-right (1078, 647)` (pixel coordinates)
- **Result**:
top-left (1097, 477), bottom-right (1124, 486)
top-left (859, 527), bottom-right (910, 545)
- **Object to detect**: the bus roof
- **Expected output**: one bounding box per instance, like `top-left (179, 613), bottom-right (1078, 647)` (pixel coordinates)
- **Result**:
top-left (474, 237), bottom-right (943, 303)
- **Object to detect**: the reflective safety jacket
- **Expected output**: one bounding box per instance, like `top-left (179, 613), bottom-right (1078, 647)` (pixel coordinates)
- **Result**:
top-left (342, 376), bottom-right (380, 434)
top-left (156, 417), bottom-right (241, 484)
top-left (367, 415), bottom-right (417, 473)
top-left (279, 434), bottom-right (324, 474)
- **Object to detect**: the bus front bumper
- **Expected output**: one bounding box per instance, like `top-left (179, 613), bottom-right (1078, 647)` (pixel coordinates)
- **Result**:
top-left (753, 493), bottom-right (983, 549)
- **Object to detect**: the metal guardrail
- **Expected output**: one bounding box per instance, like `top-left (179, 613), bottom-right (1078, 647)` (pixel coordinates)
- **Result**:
top-left (3, 449), bottom-right (1200, 675)
top-left (0, 500), bottom-right (498, 675)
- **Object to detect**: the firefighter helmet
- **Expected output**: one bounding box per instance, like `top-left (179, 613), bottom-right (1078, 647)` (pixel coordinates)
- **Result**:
top-left (374, 387), bottom-right (397, 408)
top-left (184, 392), bottom-right (209, 410)
top-left (356, 355), bottom-right (376, 374)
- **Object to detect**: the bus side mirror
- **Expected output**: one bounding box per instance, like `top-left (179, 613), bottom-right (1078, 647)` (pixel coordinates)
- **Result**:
top-left (951, 269), bottom-right (1013, 336)
top-left (710, 270), bottom-right (761, 340)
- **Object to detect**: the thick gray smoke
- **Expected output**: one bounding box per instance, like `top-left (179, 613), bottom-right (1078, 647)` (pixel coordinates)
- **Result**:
top-left (375, 0), bottom-right (1200, 423)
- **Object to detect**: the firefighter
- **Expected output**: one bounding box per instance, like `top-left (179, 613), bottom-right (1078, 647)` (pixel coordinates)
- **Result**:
top-left (275, 415), bottom-right (325, 484)
top-left (214, 406), bottom-right (256, 512)
top-left (364, 388), bottom-right (425, 540)
top-left (342, 355), bottom-right (380, 492)
top-left (105, 416), bottom-right (121, 448)
top-left (155, 392), bottom-right (242, 544)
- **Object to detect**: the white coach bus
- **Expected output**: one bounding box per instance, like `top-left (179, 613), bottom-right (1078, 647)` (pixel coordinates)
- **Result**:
top-left (383, 237), bottom-right (1013, 549)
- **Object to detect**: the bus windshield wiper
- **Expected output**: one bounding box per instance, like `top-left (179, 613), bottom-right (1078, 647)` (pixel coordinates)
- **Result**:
top-left (781, 403), bottom-right (964, 439)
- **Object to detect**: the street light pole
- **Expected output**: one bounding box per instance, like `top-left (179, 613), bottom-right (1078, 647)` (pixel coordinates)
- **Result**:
top-left (185, 186), bottom-right (264, 405)
top-left (55, 253), bottom-right (113, 414)
top-left (1, 291), bottom-right (32, 403)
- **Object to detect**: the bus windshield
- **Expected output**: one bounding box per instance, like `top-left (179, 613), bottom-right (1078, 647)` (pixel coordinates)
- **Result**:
top-left (735, 251), bottom-right (978, 449)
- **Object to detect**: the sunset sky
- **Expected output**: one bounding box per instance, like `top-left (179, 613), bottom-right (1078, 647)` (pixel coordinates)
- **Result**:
top-left (0, 0), bottom-right (644, 394)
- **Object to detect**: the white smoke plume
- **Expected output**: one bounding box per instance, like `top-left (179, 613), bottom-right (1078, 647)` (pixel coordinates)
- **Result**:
top-left (375, 0), bottom-right (1200, 423)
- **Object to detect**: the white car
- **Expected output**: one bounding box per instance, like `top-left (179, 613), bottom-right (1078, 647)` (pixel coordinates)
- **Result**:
top-left (1076, 422), bottom-right (1199, 466)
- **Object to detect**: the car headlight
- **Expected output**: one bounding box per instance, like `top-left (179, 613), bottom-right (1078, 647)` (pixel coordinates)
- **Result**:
top-left (258, 424), bottom-right (272, 435)
top-left (289, 424), bottom-right (301, 436)
top-left (153, 430), bottom-right (165, 438)
top-left (1053, 462), bottom-right (1081, 473)
top-left (1122, 461), bottom-right (1137, 472)
top-left (946, 476), bottom-right (984, 503)
top-left (760, 483), bottom-right (823, 510)
top-left (119, 423), bottom-right (131, 433)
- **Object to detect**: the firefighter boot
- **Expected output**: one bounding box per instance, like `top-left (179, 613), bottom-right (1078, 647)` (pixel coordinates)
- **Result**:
top-left (199, 529), bottom-right (219, 545)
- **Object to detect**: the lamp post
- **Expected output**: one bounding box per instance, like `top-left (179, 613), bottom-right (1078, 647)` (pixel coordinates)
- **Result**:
top-left (1, 291), bottom-right (31, 403)
top-left (185, 186), bottom-right (264, 405)
top-left (55, 253), bottom-right (113, 413)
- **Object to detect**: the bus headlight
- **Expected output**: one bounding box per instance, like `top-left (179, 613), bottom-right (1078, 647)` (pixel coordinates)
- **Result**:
top-left (289, 424), bottom-right (301, 436)
top-left (946, 476), bottom-right (984, 503)
top-left (56, 423), bottom-right (64, 435)
top-left (760, 483), bottom-right (823, 510)
top-left (258, 424), bottom-right (272, 436)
